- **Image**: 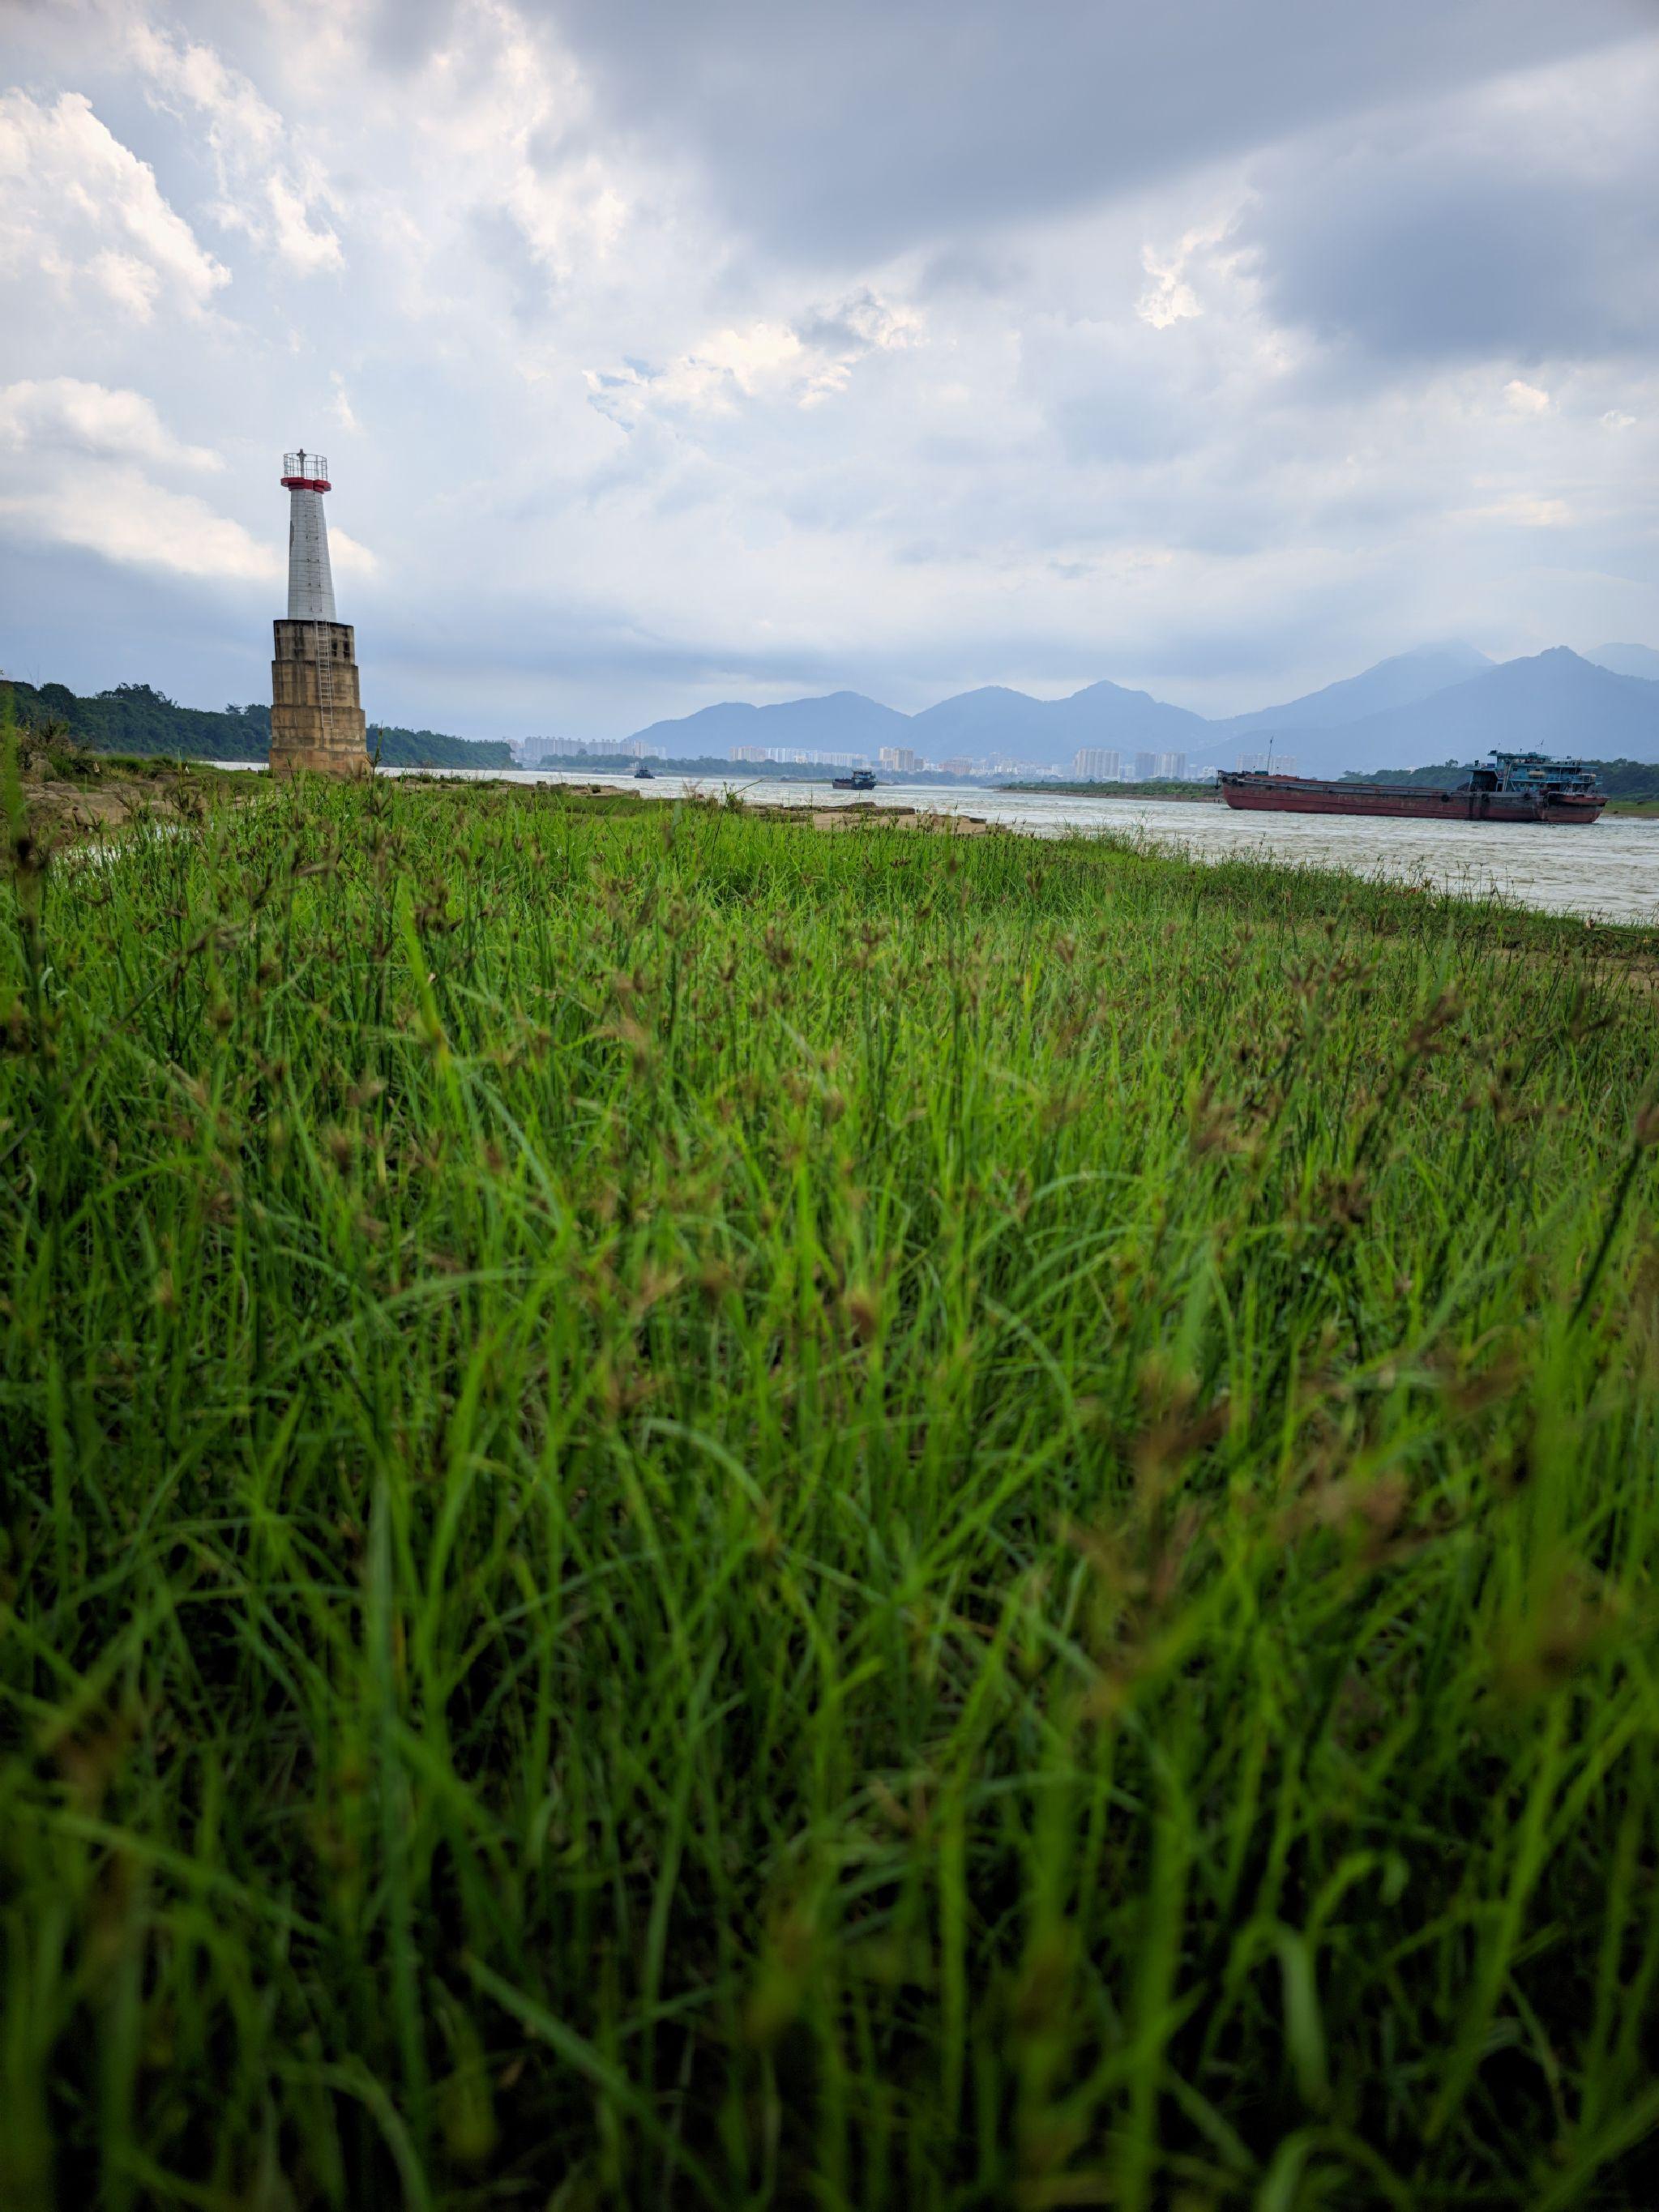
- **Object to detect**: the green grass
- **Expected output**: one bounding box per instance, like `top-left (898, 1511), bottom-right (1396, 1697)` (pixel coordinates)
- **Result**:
top-left (4, 760), bottom-right (1659, 2209)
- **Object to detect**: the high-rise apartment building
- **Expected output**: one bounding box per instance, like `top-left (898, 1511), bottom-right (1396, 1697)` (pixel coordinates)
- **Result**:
top-left (1073, 748), bottom-right (1119, 781)
top-left (879, 746), bottom-right (921, 774)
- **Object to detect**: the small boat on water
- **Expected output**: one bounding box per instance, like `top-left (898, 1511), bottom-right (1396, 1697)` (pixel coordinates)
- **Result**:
top-left (1219, 750), bottom-right (1606, 824)
top-left (832, 769), bottom-right (877, 791)
top-left (633, 763), bottom-right (655, 779)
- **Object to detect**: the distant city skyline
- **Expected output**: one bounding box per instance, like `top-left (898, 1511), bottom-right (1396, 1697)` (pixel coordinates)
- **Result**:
top-left (2, 1), bottom-right (1656, 741)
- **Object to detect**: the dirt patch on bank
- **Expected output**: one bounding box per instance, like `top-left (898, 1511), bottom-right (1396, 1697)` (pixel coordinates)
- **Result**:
top-left (11, 738), bottom-right (257, 852)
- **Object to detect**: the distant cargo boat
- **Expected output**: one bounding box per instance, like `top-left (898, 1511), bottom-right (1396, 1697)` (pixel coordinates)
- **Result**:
top-left (1219, 750), bottom-right (1606, 824)
top-left (832, 769), bottom-right (877, 791)
top-left (633, 763), bottom-right (655, 779)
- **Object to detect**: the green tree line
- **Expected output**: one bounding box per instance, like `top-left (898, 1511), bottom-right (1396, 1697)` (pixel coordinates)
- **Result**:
top-left (6, 679), bottom-right (515, 768)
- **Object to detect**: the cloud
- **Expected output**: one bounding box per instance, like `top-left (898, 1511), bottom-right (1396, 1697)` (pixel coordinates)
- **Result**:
top-left (328, 528), bottom-right (378, 577)
top-left (127, 21), bottom-right (344, 274)
top-left (331, 373), bottom-right (361, 433)
top-left (0, 376), bottom-right (376, 591)
top-left (0, 0), bottom-right (1655, 740)
top-left (1243, 38), bottom-right (1659, 369)
top-left (0, 89), bottom-right (226, 319)
top-left (0, 378), bottom-right (223, 470)
top-left (1456, 494), bottom-right (1572, 528)
top-left (537, 0), bottom-right (1651, 261)
top-left (0, 470), bottom-right (278, 583)
top-left (1136, 223), bottom-right (1235, 330)
top-left (396, 0), bottom-right (632, 287)
top-left (1504, 381), bottom-right (1551, 416)
top-left (590, 288), bottom-right (924, 423)
top-left (0, 377), bottom-right (272, 581)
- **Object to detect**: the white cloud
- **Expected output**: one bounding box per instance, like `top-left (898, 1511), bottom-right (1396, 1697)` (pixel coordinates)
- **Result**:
top-left (1457, 493), bottom-right (1572, 527)
top-left (83, 250), bottom-right (161, 320)
top-left (1137, 249), bottom-right (1200, 330)
top-left (127, 19), bottom-right (344, 275)
top-left (0, 89), bottom-right (226, 319)
top-left (263, 173), bottom-right (344, 275)
top-left (410, 0), bottom-right (630, 284)
top-left (0, 378), bottom-right (377, 589)
top-left (0, 377), bottom-right (270, 581)
top-left (1504, 378), bottom-right (1552, 414)
top-left (0, 468), bottom-right (277, 583)
top-left (1135, 223), bottom-right (1234, 329)
top-left (331, 372), bottom-right (361, 433)
top-left (592, 289), bottom-right (925, 422)
top-left (0, 378), bottom-right (222, 471)
top-left (328, 528), bottom-right (378, 577)
top-left (609, 321), bottom-right (807, 417)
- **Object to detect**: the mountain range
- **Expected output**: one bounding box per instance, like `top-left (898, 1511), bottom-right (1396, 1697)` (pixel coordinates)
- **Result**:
top-left (622, 644), bottom-right (1659, 775)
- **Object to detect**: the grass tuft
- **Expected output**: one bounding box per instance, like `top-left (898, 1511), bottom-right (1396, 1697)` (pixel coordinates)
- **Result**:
top-left (3, 773), bottom-right (1659, 2207)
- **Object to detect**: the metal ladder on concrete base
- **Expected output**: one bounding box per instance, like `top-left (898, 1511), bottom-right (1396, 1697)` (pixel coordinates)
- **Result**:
top-left (312, 621), bottom-right (335, 748)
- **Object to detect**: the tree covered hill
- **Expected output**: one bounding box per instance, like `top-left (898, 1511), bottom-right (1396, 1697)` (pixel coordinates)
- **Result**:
top-left (6, 681), bottom-right (515, 769)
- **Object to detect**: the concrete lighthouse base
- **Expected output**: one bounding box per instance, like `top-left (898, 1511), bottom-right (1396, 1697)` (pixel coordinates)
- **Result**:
top-left (270, 619), bottom-right (369, 777)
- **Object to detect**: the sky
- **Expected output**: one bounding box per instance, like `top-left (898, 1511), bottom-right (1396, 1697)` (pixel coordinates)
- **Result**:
top-left (1, 0), bottom-right (1657, 741)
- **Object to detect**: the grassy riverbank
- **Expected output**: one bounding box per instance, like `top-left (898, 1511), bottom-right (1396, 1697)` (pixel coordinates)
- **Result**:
top-left (5, 768), bottom-right (1659, 2207)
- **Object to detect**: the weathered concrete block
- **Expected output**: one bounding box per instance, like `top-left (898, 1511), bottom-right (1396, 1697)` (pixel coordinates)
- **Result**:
top-left (270, 620), bottom-right (369, 779)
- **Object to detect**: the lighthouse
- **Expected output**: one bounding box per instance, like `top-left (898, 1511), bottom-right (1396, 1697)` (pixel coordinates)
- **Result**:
top-left (269, 449), bottom-right (368, 776)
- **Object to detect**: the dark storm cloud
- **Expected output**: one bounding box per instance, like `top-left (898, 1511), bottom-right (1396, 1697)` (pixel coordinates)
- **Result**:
top-left (0, 540), bottom-right (274, 706)
top-left (525, 0), bottom-right (1649, 261)
top-left (1246, 117), bottom-right (1659, 366)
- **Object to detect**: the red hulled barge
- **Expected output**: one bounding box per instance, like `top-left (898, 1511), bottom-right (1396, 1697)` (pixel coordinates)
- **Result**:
top-left (1219, 751), bottom-right (1606, 824)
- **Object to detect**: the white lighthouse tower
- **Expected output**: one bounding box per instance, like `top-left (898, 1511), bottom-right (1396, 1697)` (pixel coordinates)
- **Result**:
top-left (269, 448), bottom-right (367, 776)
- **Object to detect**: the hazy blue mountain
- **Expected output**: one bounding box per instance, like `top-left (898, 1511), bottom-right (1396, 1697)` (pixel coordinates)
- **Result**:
top-left (906, 685), bottom-right (1057, 754)
top-left (913, 678), bottom-right (1207, 763)
top-left (626, 689), bottom-right (910, 758)
top-left (1259, 649), bottom-right (1659, 778)
top-left (1585, 643), bottom-right (1659, 682)
top-left (622, 644), bottom-right (1659, 777)
top-left (1209, 643), bottom-right (1490, 744)
top-left (631, 677), bottom-right (1208, 767)
top-left (1042, 679), bottom-right (1209, 748)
